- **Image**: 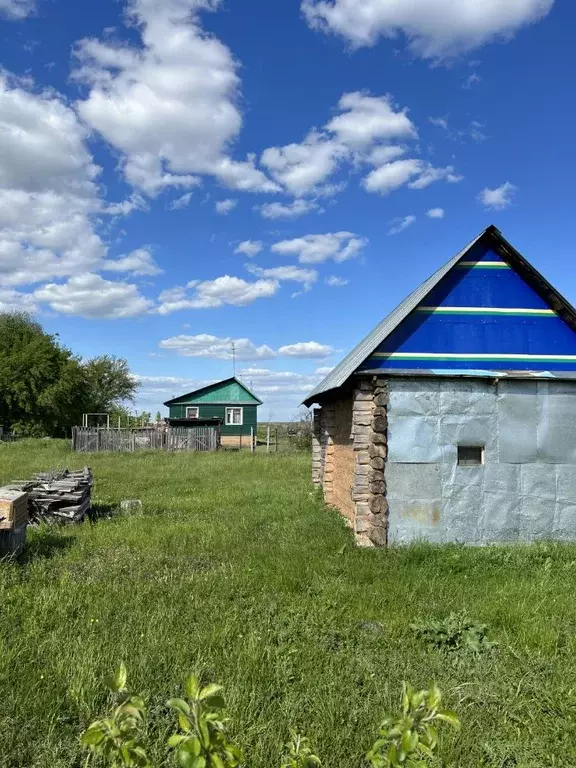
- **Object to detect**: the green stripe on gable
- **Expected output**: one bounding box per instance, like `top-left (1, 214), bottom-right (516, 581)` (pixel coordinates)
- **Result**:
top-left (415, 306), bottom-right (556, 317)
top-left (370, 352), bottom-right (576, 362)
top-left (456, 261), bottom-right (510, 269)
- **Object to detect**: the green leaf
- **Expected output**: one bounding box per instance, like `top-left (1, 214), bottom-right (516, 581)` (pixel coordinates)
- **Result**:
top-left (179, 738), bottom-right (202, 756)
top-left (115, 662), bottom-right (128, 692)
top-left (81, 727), bottom-right (105, 746)
top-left (168, 734), bottom-right (188, 748)
top-left (168, 698), bottom-right (191, 716)
top-left (178, 750), bottom-right (197, 768)
top-left (178, 712), bottom-right (192, 733)
top-left (191, 758), bottom-right (207, 768)
top-left (185, 675), bottom-right (200, 700)
top-left (199, 683), bottom-right (223, 702)
top-left (211, 755), bottom-right (225, 768)
top-left (436, 710), bottom-right (460, 729)
top-left (204, 695), bottom-right (226, 710)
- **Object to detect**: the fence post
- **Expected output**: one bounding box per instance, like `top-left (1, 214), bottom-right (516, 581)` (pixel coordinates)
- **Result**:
top-left (251, 427), bottom-right (254, 453)
top-left (275, 428), bottom-right (278, 452)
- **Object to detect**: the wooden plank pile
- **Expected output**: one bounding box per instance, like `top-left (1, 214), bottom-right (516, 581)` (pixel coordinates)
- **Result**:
top-left (7, 468), bottom-right (93, 524)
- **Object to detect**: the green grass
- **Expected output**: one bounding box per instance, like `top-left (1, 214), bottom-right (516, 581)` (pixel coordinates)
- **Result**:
top-left (2, 440), bottom-right (576, 766)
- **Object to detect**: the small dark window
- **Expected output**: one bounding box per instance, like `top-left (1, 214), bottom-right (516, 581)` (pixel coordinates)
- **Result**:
top-left (457, 445), bottom-right (484, 466)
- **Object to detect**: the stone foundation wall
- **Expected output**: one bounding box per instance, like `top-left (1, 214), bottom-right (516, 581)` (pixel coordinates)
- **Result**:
top-left (312, 377), bottom-right (389, 545)
top-left (351, 378), bottom-right (389, 546)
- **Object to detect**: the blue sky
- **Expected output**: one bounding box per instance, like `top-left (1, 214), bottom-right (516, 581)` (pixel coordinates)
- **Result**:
top-left (0, 0), bottom-right (573, 419)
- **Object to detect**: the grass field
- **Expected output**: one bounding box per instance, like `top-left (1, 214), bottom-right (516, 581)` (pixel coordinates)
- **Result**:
top-left (2, 440), bottom-right (576, 766)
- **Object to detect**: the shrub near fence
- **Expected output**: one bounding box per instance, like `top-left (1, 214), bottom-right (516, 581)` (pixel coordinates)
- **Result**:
top-left (71, 427), bottom-right (219, 453)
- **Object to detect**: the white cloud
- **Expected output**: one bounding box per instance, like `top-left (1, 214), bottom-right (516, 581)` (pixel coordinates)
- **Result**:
top-left (272, 231), bottom-right (367, 264)
top-left (257, 199), bottom-right (319, 219)
top-left (301, 0), bottom-right (554, 58)
top-left (463, 72), bottom-right (482, 89)
top-left (479, 181), bottom-right (517, 210)
top-left (426, 207), bottom-right (445, 219)
top-left (315, 365), bottom-right (335, 375)
top-left (74, 0), bottom-right (277, 195)
top-left (362, 158), bottom-right (422, 194)
top-left (368, 145), bottom-right (406, 165)
top-left (215, 198), bottom-right (237, 214)
top-left (429, 116), bottom-right (449, 130)
top-left (388, 215), bottom-right (416, 235)
top-left (261, 131), bottom-right (347, 197)
top-left (158, 335), bottom-right (334, 361)
top-left (408, 164), bottom-right (462, 189)
top-left (105, 194), bottom-right (147, 216)
top-left (234, 240), bottom-right (263, 257)
top-left (0, 0), bottom-right (34, 19)
top-left (102, 248), bottom-right (163, 276)
top-left (246, 264), bottom-right (318, 291)
top-left (278, 341), bottom-right (335, 359)
top-left (363, 158), bottom-right (462, 194)
top-left (325, 91), bottom-right (416, 148)
top-left (0, 287), bottom-right (37, 312)
top-left (34, 273), bottom-right (153, 318)
top-left (0, 73), bottom-right (106, 286)
top-left (236, 367), bottom-right (326, 400)
top-left (168, 191), bottom-right (195, 210)
top-left (159, 334), bottom-right (276, 360)
top-left (260, 90), bottom-right (460, 200)
top-left (325, 275), bottom-right (349, 286)
top-left (156, 275), bottom-right (279, 313)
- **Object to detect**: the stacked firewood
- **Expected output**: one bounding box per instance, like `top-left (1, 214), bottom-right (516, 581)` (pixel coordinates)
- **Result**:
top-left (8, 468), bottom-right (93, 524)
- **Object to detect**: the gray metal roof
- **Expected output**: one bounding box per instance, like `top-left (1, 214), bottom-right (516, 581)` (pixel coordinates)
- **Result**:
top-left (302, 225), bottom-right (576, 406)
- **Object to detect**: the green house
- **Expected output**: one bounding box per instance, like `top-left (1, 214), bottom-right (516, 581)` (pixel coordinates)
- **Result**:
top-left (164, 377), bottom-right (262, 440)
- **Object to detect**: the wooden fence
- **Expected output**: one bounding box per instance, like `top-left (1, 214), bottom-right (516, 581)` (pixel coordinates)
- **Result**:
top-left (71, 426), bottom-right (219, 453)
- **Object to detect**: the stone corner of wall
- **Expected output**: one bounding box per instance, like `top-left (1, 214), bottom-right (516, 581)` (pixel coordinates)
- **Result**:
top-left (351, 379), bottom-right (389, 547)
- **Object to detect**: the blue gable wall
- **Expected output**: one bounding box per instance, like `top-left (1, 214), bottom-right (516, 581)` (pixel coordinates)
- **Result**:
top-left (360, 242), bottom-right (576, 373)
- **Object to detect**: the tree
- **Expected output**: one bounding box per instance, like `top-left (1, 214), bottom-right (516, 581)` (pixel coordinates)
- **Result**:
top-left (0, 313), bottom-right (86, 436)
top-left (0, 313), bottom-right (137, 437)
top-left (82, 356), bottom-right (137, 413)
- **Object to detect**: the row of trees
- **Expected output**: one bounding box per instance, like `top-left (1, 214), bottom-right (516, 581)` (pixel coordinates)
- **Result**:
top-left (0, 312), bottom-right (138, 437)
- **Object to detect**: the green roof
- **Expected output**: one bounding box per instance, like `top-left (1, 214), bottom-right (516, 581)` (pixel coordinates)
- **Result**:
top-left (164, 377), bottom-right (262, 406)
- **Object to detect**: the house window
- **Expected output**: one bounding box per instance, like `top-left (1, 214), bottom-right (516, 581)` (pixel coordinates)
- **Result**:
top-left (185, 407), bottom-right (199, 419)
top-left (225, 407), bottom-right (243, 426)
top-left (457, 445), bottom-right (484, 467)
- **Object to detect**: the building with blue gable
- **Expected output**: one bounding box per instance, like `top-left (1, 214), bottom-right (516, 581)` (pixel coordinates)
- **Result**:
top-left (304, 226), bottom-right (576, 546)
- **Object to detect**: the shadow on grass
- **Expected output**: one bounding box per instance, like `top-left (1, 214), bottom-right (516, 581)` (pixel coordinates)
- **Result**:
top-left (87, 502), bottom-right (117, 524)
top-left (19, 529), bottom-right (75, 563)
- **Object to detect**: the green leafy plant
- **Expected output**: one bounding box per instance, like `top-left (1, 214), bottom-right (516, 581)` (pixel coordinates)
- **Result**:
top-left (81, 663), bottom-right (150, 767)
top-left (281, 731), bottom-right (321, 767)
top-left (366, 683), bottom-right (459, 767)
top-left (167, 675), bottom-right (243, 768)
top-left (411, 612), bottom-right (497, 654)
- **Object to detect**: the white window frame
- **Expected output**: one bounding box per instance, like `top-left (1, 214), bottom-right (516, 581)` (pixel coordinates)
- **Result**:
top-left (185, 406), bottom-right (199, 419)
top-left (225, 407), bottom-right (243, 426)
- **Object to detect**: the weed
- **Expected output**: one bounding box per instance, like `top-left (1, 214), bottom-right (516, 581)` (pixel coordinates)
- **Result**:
top-left (366, 683), bottom-right (460, 767)
top-left (81, 664), bottom-right (149, 767)
top-left (168, 675), bottom-right (243, 767)
top-left (411, 613), bottom-right (497, 654)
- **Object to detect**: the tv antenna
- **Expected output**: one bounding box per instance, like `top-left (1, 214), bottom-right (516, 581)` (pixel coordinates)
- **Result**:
top-left (231, 341), bottom-right (236, 377)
